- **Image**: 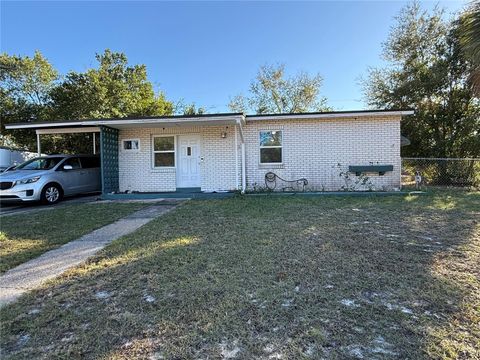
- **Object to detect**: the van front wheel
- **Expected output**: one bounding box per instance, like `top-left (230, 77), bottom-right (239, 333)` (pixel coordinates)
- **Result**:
top-left (41, 184), bottom-right (63, 204)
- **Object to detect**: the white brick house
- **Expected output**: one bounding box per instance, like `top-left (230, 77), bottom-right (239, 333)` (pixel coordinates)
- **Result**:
top-left (5, 110), bottom-right (413, 195)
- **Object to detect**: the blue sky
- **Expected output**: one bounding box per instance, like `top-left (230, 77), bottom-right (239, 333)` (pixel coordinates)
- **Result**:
top-left (1, 1), bottom-right (467, 113)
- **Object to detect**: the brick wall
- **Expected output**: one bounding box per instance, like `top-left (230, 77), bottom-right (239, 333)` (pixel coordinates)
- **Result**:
top-left (118, 126), bottom-right (239, 192)
top-left (117, 115), bottom-right (401, 193)
top-left (244, 115), bottom-right (401, 191)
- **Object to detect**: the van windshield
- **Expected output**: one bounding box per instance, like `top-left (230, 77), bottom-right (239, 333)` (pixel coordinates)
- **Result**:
top-left (15, 157), bottom-right (64, 170)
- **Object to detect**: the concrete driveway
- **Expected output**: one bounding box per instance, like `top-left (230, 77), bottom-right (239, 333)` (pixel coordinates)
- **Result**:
top-left (0, 193), bottom-right (101, 216)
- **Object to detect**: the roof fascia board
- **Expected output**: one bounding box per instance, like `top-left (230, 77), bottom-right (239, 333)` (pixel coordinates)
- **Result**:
top-left (35, 127), bottom-right (100, 135)
top-left (5, 115), bottom-right (244, 130)
top-left (246, 110), bottom-right (414, 121)
top-left (6, 122), bottom-right (86, 130)
top-left (94, 115), bottom-right (242, 126)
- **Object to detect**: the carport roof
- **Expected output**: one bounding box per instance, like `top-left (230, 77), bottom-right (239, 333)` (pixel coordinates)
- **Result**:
top-left (5, 113), bottom-right (245, 130)
top-left (4, 109), bottom-right (414, 130)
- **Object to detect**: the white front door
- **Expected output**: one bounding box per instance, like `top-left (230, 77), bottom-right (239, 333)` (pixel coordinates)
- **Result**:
top-left (177, 135), bottom-right (201, 188)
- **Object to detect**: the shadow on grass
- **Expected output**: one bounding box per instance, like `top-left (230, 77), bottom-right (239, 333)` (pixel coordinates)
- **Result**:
top-left (0, 191), bottom-right (478, 359)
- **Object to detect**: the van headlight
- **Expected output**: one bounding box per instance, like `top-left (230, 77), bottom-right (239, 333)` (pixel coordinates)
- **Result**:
top-left (14, 176), bottom-right (41, 186)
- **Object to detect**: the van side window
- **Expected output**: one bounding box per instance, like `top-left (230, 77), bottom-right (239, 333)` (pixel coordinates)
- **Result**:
top-left (81, 156), bottom-right (100, 169)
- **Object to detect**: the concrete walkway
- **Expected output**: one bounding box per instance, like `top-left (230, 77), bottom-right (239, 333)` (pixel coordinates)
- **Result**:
top-left (0, 203), bottom-right (179, 307)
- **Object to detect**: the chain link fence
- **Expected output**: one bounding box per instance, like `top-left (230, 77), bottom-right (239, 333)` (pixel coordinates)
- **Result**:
top-left (402, 158), bottom-right (480, 189)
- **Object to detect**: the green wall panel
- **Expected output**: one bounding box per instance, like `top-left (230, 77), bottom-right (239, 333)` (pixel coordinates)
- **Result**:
top-left (100, 126), bottom-right (119, 193)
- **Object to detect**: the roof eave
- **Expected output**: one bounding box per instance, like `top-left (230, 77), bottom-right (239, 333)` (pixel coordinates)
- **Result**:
top-left (5, 114), bottom-right (245, 130)
top-left (4, 110), bottom-right (414, 130)
top-left (246, 110), bottom-right (414, 121)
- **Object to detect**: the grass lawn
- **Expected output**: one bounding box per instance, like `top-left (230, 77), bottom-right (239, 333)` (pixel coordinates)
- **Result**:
top-left (0, 202), bottom-right (147, 274)
top-left (0, 191), bottom-right (478, 359)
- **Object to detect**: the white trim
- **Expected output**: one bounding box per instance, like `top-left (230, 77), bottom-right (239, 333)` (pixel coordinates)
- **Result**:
top-left (5, 112), bottom-right (411, 130)
top-left (36, 133), bottom-right (41, 156)
top-left (35, 127), bottom-right (100, 134)
top-left (121, 138), bottom-right (140, 152)
top-left (96, 115), bottom-right (242, 126)
top-left (8, 116), bottom-right (243, 130)
top-left (152, 135), bottom-right (176, 169)
top-left (259, 130), bottom-right (283, 165)
top-left (247, 110), bottom-right (414, 122)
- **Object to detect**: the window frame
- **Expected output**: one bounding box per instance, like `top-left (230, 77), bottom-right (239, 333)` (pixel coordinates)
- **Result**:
top-left (259, 130), bottom-right (283, 165)
top-left (122, 138), bottom-right (140, 152)
top-left (152, 135), bottom-right (176, 169)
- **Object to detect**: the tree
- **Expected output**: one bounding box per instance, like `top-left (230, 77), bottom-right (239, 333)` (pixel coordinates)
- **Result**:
top-left (174, 100), bottom-right (206, 115)
top-left (229, 64), bottom-right (329, 114)
top-left (363, 1), bottom-right (480, 159)
top-left (0, 51), bottom-right (58, 150)
top-left (457, 1), bottom-right (480, 95)
top-left (1, 50), bottom-right (175, 154)
top-left (50, 50), bottom-right (173, 120)
top-left (46, 50), bottom-right (173, 153)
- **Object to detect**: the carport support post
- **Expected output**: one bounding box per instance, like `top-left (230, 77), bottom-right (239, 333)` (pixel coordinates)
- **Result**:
top-left (93, 132), bottom-right (96, 154)
top-left (36, 132), bottom-right (41, 156)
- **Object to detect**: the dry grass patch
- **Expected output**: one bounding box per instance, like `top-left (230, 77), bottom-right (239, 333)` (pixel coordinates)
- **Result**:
top-left (0, 191), bottom-right (478, 359)
top-left (0, 202), bottom-right (147, 273)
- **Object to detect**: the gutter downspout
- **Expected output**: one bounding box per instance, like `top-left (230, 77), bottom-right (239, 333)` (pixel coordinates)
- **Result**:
top-left (236, 117), bottom-right (246, 193)
top-left (241, 142), bottom-right (246, 193)
top-left (235, 124), bottom-right (239, 190)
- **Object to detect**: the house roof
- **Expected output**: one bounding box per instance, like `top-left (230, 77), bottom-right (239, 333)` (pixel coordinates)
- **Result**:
top-left (4, 109), bottom-right (414, 130)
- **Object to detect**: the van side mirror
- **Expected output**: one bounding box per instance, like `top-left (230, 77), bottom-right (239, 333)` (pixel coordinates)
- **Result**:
top-left (63, 165), bottom-right (73, 171)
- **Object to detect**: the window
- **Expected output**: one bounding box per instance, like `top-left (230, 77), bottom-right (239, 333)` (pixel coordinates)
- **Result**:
top-left (153, 136), bottom-right (175, 167)
top-left (16, 157), bottom-right (63, 170)
top-left (80, 156), bottom-right (100, 169)
top-left (122, 139), bottom-right (140, 151)
top-left (259, 130), bottom-right (282, 163)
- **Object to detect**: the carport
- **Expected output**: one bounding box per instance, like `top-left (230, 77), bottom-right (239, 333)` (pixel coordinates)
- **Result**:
top-left (5, 113), bottom-right (247, 198)
top-left (5, 122), bottom-right (117, 195)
